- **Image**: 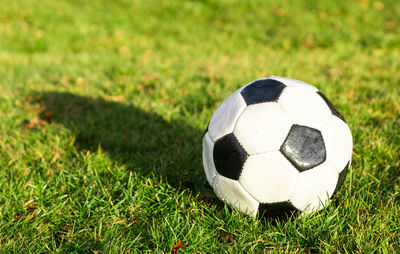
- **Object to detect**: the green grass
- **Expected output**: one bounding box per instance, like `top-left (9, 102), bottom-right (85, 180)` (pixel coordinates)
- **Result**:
top-left (0, 0), bottom-right (399, 252)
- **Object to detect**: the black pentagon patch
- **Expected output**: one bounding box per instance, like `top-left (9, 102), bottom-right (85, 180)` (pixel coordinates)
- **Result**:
top-left (331, 162), bottom-right (350, 198)
top-left (240, 79), bottom-right (286, 105)
top-left (258, 201), bottom-right (298, 219)
top-left (280, 125), bottom-right (326, 172)
top-left (213, 133), bottom-right (248, 180)
top-left (317, 91), bottom-right (346, 123)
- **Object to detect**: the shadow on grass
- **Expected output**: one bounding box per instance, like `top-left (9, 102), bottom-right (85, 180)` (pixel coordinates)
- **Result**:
top-left (56, 240), bottom-right (103, 254)
top-left (34, 91), bottom-right (208, 193)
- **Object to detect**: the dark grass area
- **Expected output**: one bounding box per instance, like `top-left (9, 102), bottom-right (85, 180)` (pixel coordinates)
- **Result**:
top-left (35, 91), bottom-right (205, 192)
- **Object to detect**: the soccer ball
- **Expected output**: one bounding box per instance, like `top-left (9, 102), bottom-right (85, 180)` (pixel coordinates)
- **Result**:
top-left (202, 76), bottom-right (352, 218)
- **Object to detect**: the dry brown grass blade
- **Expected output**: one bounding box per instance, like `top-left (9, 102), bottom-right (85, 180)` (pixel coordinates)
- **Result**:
top-left (171, 240), bottom-right (184, 254)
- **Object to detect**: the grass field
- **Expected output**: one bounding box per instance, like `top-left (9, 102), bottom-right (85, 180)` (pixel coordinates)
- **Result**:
top-left (0, 0), bottom-right (399, 252)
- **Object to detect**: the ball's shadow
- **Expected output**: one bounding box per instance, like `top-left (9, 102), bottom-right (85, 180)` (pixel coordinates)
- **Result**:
top-left (34, 91), bottom-right (208, 193)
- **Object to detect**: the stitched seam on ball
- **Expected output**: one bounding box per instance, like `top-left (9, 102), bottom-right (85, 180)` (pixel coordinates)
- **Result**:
top-left (287, 170), bottom-right (301, 203)
top-left (231, 101), bottom-right (250, 142)
top-left (233, 102), bottom-right (285, 136)
top-left (320, 113), bottom-right (333, 132)
top-left (249, 149), bottom-right (279, 156)
top-left (326, 159), bottom-right (350, 175)
top-left (209, 89), bottom-right (247, 142)
top-left (234, 134), bottom-right (248, 178)
top-left (277, 90), bottom-right (333, 130)
top-left (234, 102), bottom-right (293, 156)
top-left (235, 180), bottom-right (260, 215)
top-left (276, 101), bottom-right (295, 124)
top-left (238, 177), bottom-right (264, 204)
